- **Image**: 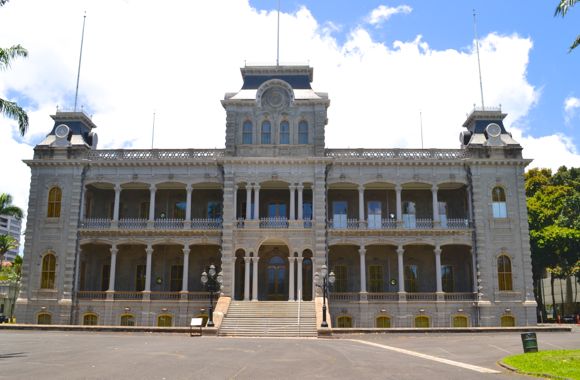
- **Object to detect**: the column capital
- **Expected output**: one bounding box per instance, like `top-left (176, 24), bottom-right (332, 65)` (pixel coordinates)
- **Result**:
top-left (358, 184), bottom-right (365, 192)
top-left (253, 256), bottom-right (260, 262)
top-left (182, 247), bottom-right (190, 255)
top-left (245, 183), bottom-right (253, 190)
top-left (395, 184), bottom-right (402, 192)
top-left (149, 184), bottom-right (157, 192)
top-left (244, 257), bottom-right (251, 263)
top-left (289, 184), bottom-right (297, 190)
top-left (253, 184), bottom-right (261, 191)
top-left (297, 183), bottom-right (304, 190)
top-left (358, 246), bottom-right (366, 255)
top-left (146, 245), bottom-right (153, 255)
top-left (431, 183), bottom-right (438, 192)
top-left (396, 246), bottom-right (404, 255)
top-left (114, 184), bottom-right (122, 192)
top-left (186, 184), bottom-right (193, 192)
top-left (110, 245), bottom-right (118, 255)
top-left (434, 246), bottom-right (442, 255)
top-left (297, 256), bottom-right (304, 263)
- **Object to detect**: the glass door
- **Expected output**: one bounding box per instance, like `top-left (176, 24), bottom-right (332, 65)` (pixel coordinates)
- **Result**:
top-left (367, 201), bottom-right (382, 229)
top-left (332, 201), bottom-right (348, 228)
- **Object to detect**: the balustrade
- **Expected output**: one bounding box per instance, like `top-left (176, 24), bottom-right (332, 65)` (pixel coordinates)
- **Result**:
top-left (190, 218), bottom-right (222, 230)
top-left (405, 292), bottom-right (438, 301)
top-left (113, 291), bottom-right (144, 300)
top-left (326, 149), bottom-right (467, 160)
top-left (366, 292), bottom-right (399, 301)
top-left (443, 292), bottom-right (477, 301)
top-left (259, 217), bottom-right (289, 229)
top-left (88, 149), bottom-right (224, 161)
top-left (329, 292), bottom-right (360, 301)
top-left (82, 218), bottom-right (111, 229)
top-left (149, 291), bottom-right (181, 300)
top-left (154, 219), bottom-right (185, 230)
top-left (118, 218), bottom-right (148, 229)
top-left (76, 291), bottom-right (107, 300)
top-left (444, 218), bottom-right (470, 229)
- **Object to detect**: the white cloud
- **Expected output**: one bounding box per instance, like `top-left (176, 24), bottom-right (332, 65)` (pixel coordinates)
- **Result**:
top-left (367, 4), bottom-right (412, 26)
top-left (564, 96), bottom-right (580, 124)
top-left (0, 0), bottom-right (578, 222)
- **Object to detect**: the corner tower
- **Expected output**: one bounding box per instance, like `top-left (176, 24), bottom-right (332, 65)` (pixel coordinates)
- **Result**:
top-left (221, 65), bottom-right (329, 157)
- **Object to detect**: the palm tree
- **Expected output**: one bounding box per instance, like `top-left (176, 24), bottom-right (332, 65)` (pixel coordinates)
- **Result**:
top-left (0, 193), bottom-right (23, 219)
top-left (0, 234), bottom-right (18, 268)
top-left (0, 0), bottom-right (29, 135)
top-left (555, 0), bottom-right (580, 52)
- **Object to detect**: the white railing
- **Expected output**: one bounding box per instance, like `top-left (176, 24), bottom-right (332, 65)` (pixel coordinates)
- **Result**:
top-left (82, 218), bottom-right (111, 229)
top-left (367, 292), bottom-right (399, 301)
top-left (415, 218), bottom-right (433, 229)
top-left (328, 218), bottom-right (359, 229)
top-left (236, 218), bottom-right (245, 228)
top-left (260, 217), bottom-right (289, 228)
top-left (149, 291), bottom-right (182, 300)
top-left (444, 218), bottom-right (470, 229)
top-left (326, 149), bottom-right (467, 160)
top-left (154, 219), bottom-right (185, 230)
top-left (76, 291), bottom-right (107, 300)
top-left (329, 292), bottom-right (359, 301)
top-left (303, 219), bottom-right (313, 228)
top-left (190, 218), bottom-right (222, 230)
top-left (119, 218), bottom-right (148, 229)
top-left (88, 149), bottom-right (224, 161)
top-left (187, 292), bottom-right (219, 301)
top-left (381, 218), bottom-right (397, 229)
top-left (406, 292), bottom-right (438, 301)
top-left (444, 292), bottom-right (477, 301)
top-left (113, 291), bottom-right (144, 300)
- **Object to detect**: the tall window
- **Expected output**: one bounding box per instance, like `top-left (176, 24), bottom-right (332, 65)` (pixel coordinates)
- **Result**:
top-left (369, 265), bottom-right (383, 292)
top-left (404, 264), bottom-right (418, 292)
top-left (415, 315), bottom-right (430, 328)
top-left (497, 255), bottom-right (513, 291)
top-left (83, 313), bottom-right (98, 326)
top-left (334, 265), bottom-right (348, 292)
top-left (492, 187), bottom-right (507, 218)
top-left (120, 314), bottom-right (135, 326)
top-left (37, 313), bottom-right (52, 325)
top-left (135, 265), bottom-right (146, 291)
top-left (158, 315), bottom-right (173, 327)
top-left (337, 316), bottom-right (352, 328)
top-left (170, 265), bottom-right (183, 292)
top-left (101, 264), bottom-right (110, 291)
top-left (279, 121), bottom-right (290, 144)
top-left (261, 121), bottom-right (271, 144)
top-left (41, 253), bottom-right (56, 289)
top-left (298, 121), bottom-right (308, 144)
top-left (441, 265), bottom-right (454, 292)
top-left (242, 121), bottom-right (253, 144)
top-left (47, 186), bottom-right (62, 217)
top-left (376, 316), bottom-right (391, 328)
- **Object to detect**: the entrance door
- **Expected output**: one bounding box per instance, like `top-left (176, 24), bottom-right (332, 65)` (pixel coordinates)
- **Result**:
top-left (333, 201), bottom-right (348, 228)
top-left (267, 256), bottom-right (286, 300)
top-left (367, 201), bottom-right (382, 229)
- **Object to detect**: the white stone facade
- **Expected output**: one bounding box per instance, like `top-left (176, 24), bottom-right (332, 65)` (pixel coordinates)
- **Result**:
top-left (15, 65), bottom-right (537, 328)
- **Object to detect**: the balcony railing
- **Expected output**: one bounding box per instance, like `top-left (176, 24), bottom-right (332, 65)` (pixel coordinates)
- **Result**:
top-left (119, 218), bottom-right (147, 229)
top-left (187, 292), bottom-right (220, 301)
top-left (328, 218), bottom-right (359, 230)
top-left (303, 219), bottom-right (313, 228)
top-left (88, 149), bottom-right (224, 161)
top-left (154, 218), bottom-right (184, 230)
top-left (113, 291), bottom-right (144, 300)
top-left (329, 292), bottom-right (360, 301)
top-left (406, 292), bottom-right (438, 301)
top-left (444, 292), bottom-right (477, 301)
top-left (149, 291), bottom-right (181, 300)
top-left (366, 292), bottom-right (399, 301)
top-left (82, 218), bottom-right (111, 229)
top-left (81, 218), bottom-right (221, 230)
top-left (191, 218), bottom-right (222, 230)
top-left (442, 218), bottom-right (470, 229)
top-left (76, 290), bottom-right (107, 300)
top-left (326, 148), bottom-right (467, 160)
top-left (259, 217), bottom-right (289, 229)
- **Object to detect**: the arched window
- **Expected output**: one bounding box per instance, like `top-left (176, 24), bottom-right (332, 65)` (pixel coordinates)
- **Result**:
top-left (452, 315), bottom-right (468, 327)
top-left (261, 121), bottom-right (271, 144)
top-left (157, 314), bottom-right (173, 327)
top-left (497, 255), bottom-right (513, 291)
top-left (376, 316), bottom-right (391, 328)
top-left (415, 315), bottom-right (430, 328)
top-left (298, 121), bottom-right (308, 144)
top-left (37, 313), bottom-right (52, 325)
top-left (500, 315), bottom-right (515, 327)
top-left (120, 314), bottom-right (135, 326)
top-left (492, 187), bottom-right (507, 218)
top-left (47, 186), bottom-right (62, 217)
top-left (242, 121), bottom-right (253, 144)
top-left (279, 121), bottom-right (290, 144)
top-left (41, 253), bottom-right (56, 289)
top-left (337, 316), bottom-right (352, 328)
top-left (83, 313), bottom-right (98, 326)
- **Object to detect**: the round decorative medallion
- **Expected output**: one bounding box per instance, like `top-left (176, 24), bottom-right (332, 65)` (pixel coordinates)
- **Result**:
top-left (264, 88), bottom-right (287, 109)
top-left (54, 124), bottom-right (70, 139)
top-left (485, 123), bottom-right (502, 138)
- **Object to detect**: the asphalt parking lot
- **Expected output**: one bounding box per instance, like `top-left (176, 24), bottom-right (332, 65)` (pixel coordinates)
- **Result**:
top-left (0, 329), bottom-right (578, 379)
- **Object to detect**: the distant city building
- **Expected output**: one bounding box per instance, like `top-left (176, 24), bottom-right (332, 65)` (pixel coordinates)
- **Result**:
top-left (15, 64), bottom-right (537, 330)
top-left (0, 215), bottom-right (22, 262)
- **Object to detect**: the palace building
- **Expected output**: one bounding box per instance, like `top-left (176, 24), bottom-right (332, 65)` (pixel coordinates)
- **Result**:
top-left (15, 64), bottom-right (537, 332)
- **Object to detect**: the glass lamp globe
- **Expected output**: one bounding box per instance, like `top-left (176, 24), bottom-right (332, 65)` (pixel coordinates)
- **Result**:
top-left (201, 271), bottom-right (208, 284)
top-left (217, 271), bottom-right (224, 284)
top-left (208, 264), bottom-right (216, 277)
top-left (321, 264), bottom-right (328, 278)
top-left (328, 271), bottom-right (336, 285)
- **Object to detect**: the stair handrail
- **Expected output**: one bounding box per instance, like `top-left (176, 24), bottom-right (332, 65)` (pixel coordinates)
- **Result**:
top-left (297, 290), bottom-right (301, 337)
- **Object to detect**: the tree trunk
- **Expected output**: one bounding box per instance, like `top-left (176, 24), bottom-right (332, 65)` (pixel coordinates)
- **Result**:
top-left (551, 273), bottom-right (557, 319)
top-left (559, 277), bottom-right (566, 315)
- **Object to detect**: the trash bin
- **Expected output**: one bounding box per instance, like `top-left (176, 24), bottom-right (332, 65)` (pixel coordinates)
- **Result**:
top-left (521, 332), bottom-right (538, 353)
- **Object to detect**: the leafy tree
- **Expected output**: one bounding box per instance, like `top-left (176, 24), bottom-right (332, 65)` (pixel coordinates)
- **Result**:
top-left (555, 0), bottom-right (580, 52)
top-left (0, 0), bottom-right (29, 135)
top-left (0, 193), bottom-right (23, 219)
top-left (0, 234), bottom-right (18, 267)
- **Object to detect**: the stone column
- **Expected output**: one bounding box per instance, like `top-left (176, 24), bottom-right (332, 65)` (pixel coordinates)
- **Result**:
top-left (113, 184), bottom-right (121, 222)
top-left (289, 255), bottom-right (295, 301)
top-left (253, 184), bottom-right (260, 220)
top-left (470, 248), bottom-right (478, 293)
top-left (435, 246), bottom-right (443, 293)
top-left (233, 185), bottom-right (238, 220)
top-left (297, 257), bottom-right (303, 301)
top-left (145, 245), bottom-right (153, 292)
top-left (395, 185), bottom-right (402, 226)
top-left (231, 256), bottom-right (237, 298)
top-left (432, 184), bottom-right (439, 227)
top-left (181, 247), bottom-right (190, 292)
top-left (359, 246), bottom-right (367, 293)
top-left (297, 184), bottom-right (304, 220)
top-left (108, 245), bottom-right (118, 292)
top-left (244, 256), bottom-right (251, 301)
top-left (148, 184), bottom-right (157, 225)
top-left (185, 185), bottom-right (193, 222)
top-left (289, 185), bottom-right (296, 220)
top-left (358, 185), bottom-right (365, 227)
top-left (397, 246), bottom-right (405, 293)
top-left (245, 184), bottom-right (252, 220)
top-left (252, 256), bottom-right (259, 301)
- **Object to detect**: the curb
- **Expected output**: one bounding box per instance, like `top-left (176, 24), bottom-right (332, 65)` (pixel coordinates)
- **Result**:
top-left (0, 324), bottom-right (218, 335)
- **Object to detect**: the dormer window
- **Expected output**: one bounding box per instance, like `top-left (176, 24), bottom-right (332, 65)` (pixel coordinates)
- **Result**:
top-left (280, 121), bottom-right (290, 144)
top-left (242, 121), bottom-right (253, 144)
top-left (261, 121), bottom-right (271, 144)
top-left (298, 121), bottom-right (308, 144)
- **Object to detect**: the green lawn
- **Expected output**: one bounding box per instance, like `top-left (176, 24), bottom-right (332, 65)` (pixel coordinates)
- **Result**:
top-left (503, 350), bottom-right (580, 380)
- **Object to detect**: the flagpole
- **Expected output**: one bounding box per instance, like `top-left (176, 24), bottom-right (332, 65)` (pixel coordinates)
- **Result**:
top-left (74, 12), bottom-right (87, 112)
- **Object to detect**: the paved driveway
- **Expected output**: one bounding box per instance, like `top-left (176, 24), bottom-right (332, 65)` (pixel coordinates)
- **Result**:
top-left (0, 330), bottom-right (577, 379)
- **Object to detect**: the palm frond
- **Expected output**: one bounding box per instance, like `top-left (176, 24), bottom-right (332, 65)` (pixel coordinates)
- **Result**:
top-left (570, 35), bottom-right (580, 52)
top-left (0, 193), bottom-right (23, 219)
top-left (0, 98), bottom-right (28, 135)
top-left (0, 45), bottom-right (28, 71)
top-left (0, 1), bottom-right (9, 7)
top-left (555, 0), bottom-right (579, 16)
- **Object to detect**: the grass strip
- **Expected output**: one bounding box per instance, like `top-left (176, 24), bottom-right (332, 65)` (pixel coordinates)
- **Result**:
top-left (502, 350), bottom-right (580, 380)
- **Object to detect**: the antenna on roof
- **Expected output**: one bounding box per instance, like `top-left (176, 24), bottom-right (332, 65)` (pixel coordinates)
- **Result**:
top-left (419, 111), bottom-right (424, 149)
top-left (276, 0), bottom-right (281, 66)
top-left (151, 111), bottom-right (156, 149)
top-left (473, 9), bottom-right (485, 110)
top-left (74, 12), bottom-right (87, 112)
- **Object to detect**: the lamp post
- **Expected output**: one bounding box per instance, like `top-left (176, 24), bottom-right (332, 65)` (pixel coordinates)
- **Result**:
top-left (315, 264), bottom-right (335, 328)
top-left (200, 264), bottom-right (223, 327)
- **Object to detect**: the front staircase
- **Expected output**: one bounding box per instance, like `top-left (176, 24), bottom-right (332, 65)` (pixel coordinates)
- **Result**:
top-left (218, 301), bottom-right (317, 337)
